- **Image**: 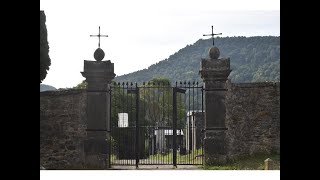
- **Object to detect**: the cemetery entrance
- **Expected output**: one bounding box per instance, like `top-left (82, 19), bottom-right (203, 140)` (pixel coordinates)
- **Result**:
top-left (109, 81), bottom-right (204, 167)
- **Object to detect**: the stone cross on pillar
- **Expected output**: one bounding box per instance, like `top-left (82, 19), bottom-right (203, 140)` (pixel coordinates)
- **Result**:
top-left (203, 26), bottom-right (222, 46)
top-left (199, 46), bottom-right (231, 165)
top-left (81, 35), bottom-right (115, 169)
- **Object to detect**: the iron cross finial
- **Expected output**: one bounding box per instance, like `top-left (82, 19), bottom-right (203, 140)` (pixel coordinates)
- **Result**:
top-left (203, 26), bottom-right (222, 46)
top-left (90, 26), bottom-right (108, 48)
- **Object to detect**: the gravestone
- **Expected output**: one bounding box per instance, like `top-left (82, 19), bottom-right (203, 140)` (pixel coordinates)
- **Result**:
top-left (186, 111), bottom-right (204, 153)
top-left (118, 113), bottom-right (128, 127)
top-left (155, 122), bottom-right (166, 153)
top-left (199, 46), bottom-right (231, 165)
top-left (194, 112), bottom-right (204, 149)
top-left (264, 158), bottom-right (273, 170)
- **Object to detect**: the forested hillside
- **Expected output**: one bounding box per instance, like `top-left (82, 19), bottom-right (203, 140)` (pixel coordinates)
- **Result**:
top-left (115, 36), bottom-right (280, 84)
top-left (40, 84), bottom-right (57, 92)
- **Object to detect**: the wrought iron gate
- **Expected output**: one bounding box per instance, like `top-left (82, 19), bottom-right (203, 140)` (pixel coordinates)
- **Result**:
top-left (109, 81), bottom-right (204, 167)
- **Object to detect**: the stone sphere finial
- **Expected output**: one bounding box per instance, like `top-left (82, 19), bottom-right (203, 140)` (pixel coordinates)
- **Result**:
top-left (209, 46), bottom-right (220, 59)
top-left (94, 48), bottom-right (105, 61)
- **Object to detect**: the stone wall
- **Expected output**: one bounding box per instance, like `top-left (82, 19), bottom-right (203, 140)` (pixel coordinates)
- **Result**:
top-left (39, 82), bottom-right (280, 167)
top-left (225, 82), bottom-right (280, 160)
top-left (40, 89), bottom-right (87, 169)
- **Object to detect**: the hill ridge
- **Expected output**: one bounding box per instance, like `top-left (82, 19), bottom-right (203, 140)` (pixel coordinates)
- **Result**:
top-left (114, 36), bottom-right (280, 84)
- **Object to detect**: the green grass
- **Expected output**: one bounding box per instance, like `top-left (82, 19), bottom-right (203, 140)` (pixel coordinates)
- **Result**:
top-left (111, 148), bottom-right (204, 164)
top-left (146, 148), bottom-right (203, 164)
top-left (110, 150), bottom-right (280, 170)
top-left (110, 154), bottom-right (117, 163)
top-left (202, 153), bottom-right (280, 170)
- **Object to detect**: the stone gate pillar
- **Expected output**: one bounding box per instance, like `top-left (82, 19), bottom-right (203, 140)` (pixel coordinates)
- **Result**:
top-left (81, 48), bottom-right (115, 169)
top-left (199, 47), bottom-right (231, 165)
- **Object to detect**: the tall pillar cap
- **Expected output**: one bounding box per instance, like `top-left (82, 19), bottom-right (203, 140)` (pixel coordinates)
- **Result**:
top-left (209, 46), bottom-right (220, 59)
top-left (94, 48), bottom-right (105, 61)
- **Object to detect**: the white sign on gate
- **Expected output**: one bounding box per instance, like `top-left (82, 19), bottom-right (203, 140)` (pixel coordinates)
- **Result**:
top-left (118, 113), bottom-right (128, 127)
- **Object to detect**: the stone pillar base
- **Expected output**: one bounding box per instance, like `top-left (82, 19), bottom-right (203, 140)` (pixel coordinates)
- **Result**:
top-left (84, 154), bottom-right (108, 169)
top-left (204, 130), bottom-right (228, 165)
top-left (204, 153), bottom-right (228, 166)
top-left (84, 138), bottom-right (110, 169)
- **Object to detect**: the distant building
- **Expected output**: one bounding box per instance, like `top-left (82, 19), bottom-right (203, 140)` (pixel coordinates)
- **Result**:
top-left (150, 128), bottom-right (184, 154)
top-left (186, 111), bottom-right (204, 153)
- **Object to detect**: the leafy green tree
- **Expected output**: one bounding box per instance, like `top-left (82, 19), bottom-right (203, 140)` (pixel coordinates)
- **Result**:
top-left (140, 77), bottom-right (186, 128)
top-left (141, 77), bottom-right (173, 127)
top-left (40, 11), bottom-right (51, 83)
top-left (108, 77), bottom-right (187, 129)
top-left (110, 82), bottom-right (148, 127)
top-left (73, 80), bottom-right (87, 89)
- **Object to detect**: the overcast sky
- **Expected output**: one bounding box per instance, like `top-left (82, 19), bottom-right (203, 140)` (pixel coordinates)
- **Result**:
top-left (40, 0), bottom-right (280, 88)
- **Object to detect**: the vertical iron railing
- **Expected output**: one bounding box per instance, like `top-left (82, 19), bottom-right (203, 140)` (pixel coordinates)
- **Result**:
top-left (172, 86), bottom-right (177, 167)
top-left (135, 84), bottom-right (140, 168)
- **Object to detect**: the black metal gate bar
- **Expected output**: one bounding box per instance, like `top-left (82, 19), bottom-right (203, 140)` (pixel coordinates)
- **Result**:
top-left (192, 82), bottom-right (195, 165)
top-left (173, 86), bottom-right (177, 167)
top-left (167, 84), bottom-right (171, 165)
top-left (135, 84), bottom-right (139, 168)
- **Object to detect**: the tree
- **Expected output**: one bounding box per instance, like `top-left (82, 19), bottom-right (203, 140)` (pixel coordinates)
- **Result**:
top-left (140, 77), bottom-right (186, 128)
top-left (73, 80), bottom-right (87, 89)
top-left (110, 77), bottom-right (186, 128)
top-left (141, 77), bottom-right (173, 127)
top-left (40, 11), bottom-right (51, 83)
